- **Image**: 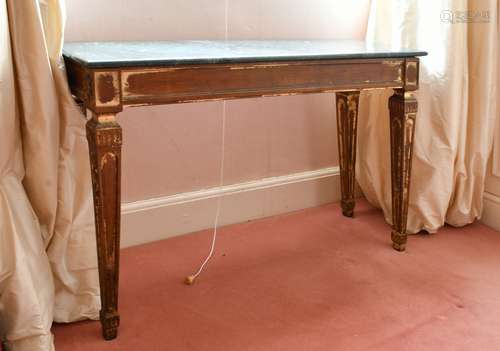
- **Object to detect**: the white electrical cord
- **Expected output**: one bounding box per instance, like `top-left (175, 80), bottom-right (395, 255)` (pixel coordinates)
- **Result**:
top-left (185, 103), bottom-right (226, 285)
top-left (185, 0), bottom-right (229, 285)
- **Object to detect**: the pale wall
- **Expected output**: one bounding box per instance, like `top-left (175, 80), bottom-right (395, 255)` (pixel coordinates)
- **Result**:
top-left (481, 43), bottom-right (500, 231)
top-left (482, 164), bottom-right (500, 230)
top-left (65, 0), bottom-right (369, 202)
top-left (64, 0), bottom-right (370, 246)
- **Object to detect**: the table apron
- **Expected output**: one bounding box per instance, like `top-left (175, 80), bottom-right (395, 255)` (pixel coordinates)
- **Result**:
top-left (120, 59), bottom-right (404, 106)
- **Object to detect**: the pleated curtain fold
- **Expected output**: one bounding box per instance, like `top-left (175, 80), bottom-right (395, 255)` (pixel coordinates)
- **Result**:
top-left (357, 0), bottom-right (498, 234)
top-left (1, 1), bottom-right (98, 349)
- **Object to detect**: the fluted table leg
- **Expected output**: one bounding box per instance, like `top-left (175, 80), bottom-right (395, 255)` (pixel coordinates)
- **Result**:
top-left (388, 89), bottom-right (417, 251)
top-left (86, 112), bottom-right (122, 340)
top-left (336, 91), bottom-right (360, 217)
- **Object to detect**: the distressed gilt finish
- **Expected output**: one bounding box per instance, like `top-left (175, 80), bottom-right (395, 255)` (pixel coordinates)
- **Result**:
top-left (86, 112), bottom-right (122, 340)
top-left (65, 58), bottom-right (408, 108)
top-left (386, 57), bottom-right (420, 251)
top-left (63, 41), bottom-right (425, 340)
top-left (336, 91), bottom-right (360, 217)
top-left (388, 90), bottom-right (417, 251)
top-left (83, 68), bottom-right (123, 339)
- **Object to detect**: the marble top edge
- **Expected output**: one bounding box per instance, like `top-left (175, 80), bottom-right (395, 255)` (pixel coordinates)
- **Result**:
top-left (63, 40), bottom-right (427, 68)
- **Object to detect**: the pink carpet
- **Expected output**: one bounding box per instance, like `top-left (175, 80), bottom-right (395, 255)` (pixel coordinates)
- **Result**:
top-left (53, 200), bottom-right (500, 350)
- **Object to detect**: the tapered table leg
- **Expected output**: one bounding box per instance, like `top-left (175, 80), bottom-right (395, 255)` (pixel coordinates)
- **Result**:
top-left (388, 89), bottom-right (417, 251)
top-left (86, 113), bottom-right (122, 340)
top-left (336, 91), bottom-right (360, 217)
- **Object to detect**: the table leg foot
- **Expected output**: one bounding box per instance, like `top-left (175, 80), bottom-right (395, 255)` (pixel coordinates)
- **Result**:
top-left (101, 311), bottom-right (120, 340)
top-left (391, 230), bottom-right (407, 252)
top-left (341, 199), bottom-right (355, 217)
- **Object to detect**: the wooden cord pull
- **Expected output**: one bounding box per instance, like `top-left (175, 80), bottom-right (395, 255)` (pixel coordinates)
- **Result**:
top-left (185, 275), bottom-right (196, 285)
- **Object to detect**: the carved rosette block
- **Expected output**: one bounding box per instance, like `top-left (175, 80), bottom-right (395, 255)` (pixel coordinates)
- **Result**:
top-left (336, 91), bottom-right (360, 217)
top-left (86, 113), bottom-right (122, 340)
top-left (388, 89), bottom-right (417, 251)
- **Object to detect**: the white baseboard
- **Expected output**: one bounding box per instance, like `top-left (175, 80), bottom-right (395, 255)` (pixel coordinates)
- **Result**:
top-left (121, 167), bottom-right (341, 247)
top-left (481, 191), bottom-right (500, 231)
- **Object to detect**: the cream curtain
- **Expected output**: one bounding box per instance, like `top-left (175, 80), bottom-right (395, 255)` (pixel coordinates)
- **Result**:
top-left (0, 0), bottom-right (99, 350)
top-left (358, 0), bottom-right (498, 233)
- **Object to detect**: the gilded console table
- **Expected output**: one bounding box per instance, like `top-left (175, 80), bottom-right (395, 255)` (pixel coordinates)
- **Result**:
top-left (63, 40), bottom-right (427, 340)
